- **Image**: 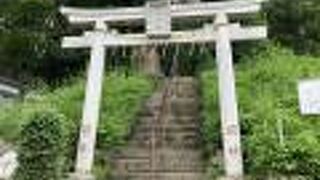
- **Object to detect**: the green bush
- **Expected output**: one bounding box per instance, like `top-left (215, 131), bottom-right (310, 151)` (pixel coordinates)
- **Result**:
top-left (0, 72), bottom-right (153, 177)
top-left (200, 43), bottom-right (320, 178)
top-left (14, 110), bottom-right (67, 180)
top-left (199, 63), bottom-right (220, 153)
top-left (239, 45), bottom-right (320, 178)
top-left (0, 73), bottom-right (152, 143)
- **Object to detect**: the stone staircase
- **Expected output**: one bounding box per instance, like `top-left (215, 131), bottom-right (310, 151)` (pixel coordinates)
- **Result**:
top-left (109, 77), bottom-right (208, 180)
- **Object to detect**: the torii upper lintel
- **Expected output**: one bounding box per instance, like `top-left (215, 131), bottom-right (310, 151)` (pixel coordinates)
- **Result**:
top-left (60, 0), bottom-right (266, 24)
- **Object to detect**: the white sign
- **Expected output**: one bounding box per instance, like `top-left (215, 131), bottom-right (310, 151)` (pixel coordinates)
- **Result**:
top-left (298, 79), bottom-right (320, 115)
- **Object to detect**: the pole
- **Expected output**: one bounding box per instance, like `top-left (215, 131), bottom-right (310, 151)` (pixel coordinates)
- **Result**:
top-left (72, 24), bottom-right (107, 179)
top-left (215, 13), bottom-right (244, 179)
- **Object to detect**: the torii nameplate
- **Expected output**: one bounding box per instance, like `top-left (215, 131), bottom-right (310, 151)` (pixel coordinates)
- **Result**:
top-left (146, 0), bottom-right (171, 38)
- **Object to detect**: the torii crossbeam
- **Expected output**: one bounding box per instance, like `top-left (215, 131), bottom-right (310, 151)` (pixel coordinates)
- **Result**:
top-left (60, 1), bottom-right (267, 180)
top-left (62, 25), bottom-right (266, 48)
top-left (60, 0), bottom-right (264, 23)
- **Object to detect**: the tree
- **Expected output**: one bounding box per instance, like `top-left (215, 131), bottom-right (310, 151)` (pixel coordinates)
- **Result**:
top-left (0, 0), bottom-right (85, 83)
top-left (265, 0), bottom-right (320, 55)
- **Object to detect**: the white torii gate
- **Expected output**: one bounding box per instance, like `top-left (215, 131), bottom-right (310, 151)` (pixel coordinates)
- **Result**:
top-left (60, 1), bottom-right (267, 179)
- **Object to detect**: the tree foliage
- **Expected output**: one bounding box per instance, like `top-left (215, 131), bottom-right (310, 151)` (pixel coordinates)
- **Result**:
top-left (0, 0), bottom-right (84, 83)
top-left (1, 0), bottom-right (319, 83)
top-left (265, 0), bottom-right (320, 55)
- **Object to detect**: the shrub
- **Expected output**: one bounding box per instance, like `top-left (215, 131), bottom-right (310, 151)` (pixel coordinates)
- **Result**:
top-left (14, 110), bottom-right (67, 180)
top-left (239, 44), bottom-right (320, 178)
top-left (200, 43), bottom-right (320, 178)
top-left (200, 68), bottom-right (221, 153)
top-left (0, 73), bottom-right (153, 178)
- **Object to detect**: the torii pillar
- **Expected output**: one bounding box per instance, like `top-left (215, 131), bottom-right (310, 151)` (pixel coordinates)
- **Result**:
top-left (215, 13), bottom-right (244, 179)
top-left (70, 21), bottom-right (107, 180)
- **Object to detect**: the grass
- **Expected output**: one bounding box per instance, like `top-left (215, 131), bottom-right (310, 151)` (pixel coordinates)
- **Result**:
top-left (200, 44), bottom-right (320, 178)
top-left (0, 72), bottom-right (154, 148)
top-left (0, 72), bottom-right (154, 179)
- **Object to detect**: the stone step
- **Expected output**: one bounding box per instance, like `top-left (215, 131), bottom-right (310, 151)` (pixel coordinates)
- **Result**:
top-left (112, 148), bottom-right (204, 159)
top-left (132, 131), bottom-right (200, 143)
top-left (140, 106), bottom-right (162, 117)
top-left (171, 77), bottom-right (198, 86)
top-left (133, 125), bottom-right (200, 134)
top-left (171, 88), bottom-right (198, 98)
top-left (170, 99), bottom-right (200, 117)
top-left (111, 148), bottom-right (151, 159)
top-left (170, 86), bottom-right (198, 99)
top-left (111, 148), bottom-right (206, 175)
top-left (111, 171), bottom-right (207, 180)
top-left (139, 92), bottom-right (165, 116)
top-left (114, 160), bottom-right (205, 174)
top-left (141, 99), bottom-right (199, 117)
top-left (127, 138), bottom-right (202, 149)
top-left (162, 84), bottom-right (197, 94)
top-left (111, 158), bottom-right (150, 174)
top-left (138, 116), bottom-right (199, 126)
top-left (112, 159), bottom-right (205, 173)
top-left (135, 124), bottom-right (199, 134)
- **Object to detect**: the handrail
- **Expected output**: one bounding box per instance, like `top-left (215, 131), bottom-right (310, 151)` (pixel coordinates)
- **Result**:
top-left (150, 49), bottom-right (179, 180)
